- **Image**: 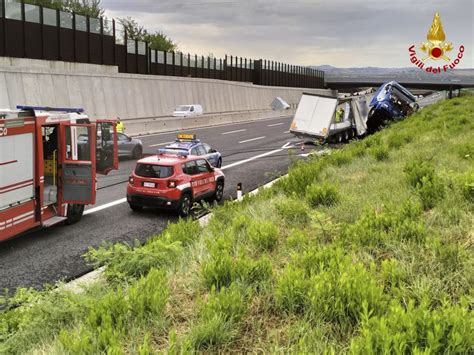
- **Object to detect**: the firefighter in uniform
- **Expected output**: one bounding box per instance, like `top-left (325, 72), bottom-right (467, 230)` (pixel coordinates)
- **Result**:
top-left (335, 108), bottom-right (344, 123)
top-left (116, 117), bottom-right (125, 133)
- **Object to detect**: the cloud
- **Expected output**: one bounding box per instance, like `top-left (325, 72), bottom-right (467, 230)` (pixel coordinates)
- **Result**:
top-left (102, 0), bottom-right (473, 68)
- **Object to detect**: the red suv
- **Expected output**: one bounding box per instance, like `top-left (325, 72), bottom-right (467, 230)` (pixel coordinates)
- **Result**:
top-left (126, 152), bottom-right (225, 216)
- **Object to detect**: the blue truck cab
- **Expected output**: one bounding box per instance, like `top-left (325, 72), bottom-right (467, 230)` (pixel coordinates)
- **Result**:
top-left (367, 81), bottom-right (418, 133)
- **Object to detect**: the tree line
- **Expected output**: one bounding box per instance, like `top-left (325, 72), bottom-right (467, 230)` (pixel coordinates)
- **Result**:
top-left (23, 0), bottom-right (177, 51)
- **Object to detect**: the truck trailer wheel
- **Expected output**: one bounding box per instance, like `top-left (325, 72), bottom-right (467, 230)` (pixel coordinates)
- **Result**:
top-left (66, 204), bottom-right (85, 225)
top-left (344, 131), bottom-right (349, 141)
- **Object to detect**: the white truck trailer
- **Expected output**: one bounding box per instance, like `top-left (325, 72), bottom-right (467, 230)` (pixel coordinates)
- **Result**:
top-left (289, 92), bottom-right (371, 143)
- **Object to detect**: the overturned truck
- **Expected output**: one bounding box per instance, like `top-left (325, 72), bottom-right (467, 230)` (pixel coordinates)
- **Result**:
top-left (290, 81), bottom-right (418, 143)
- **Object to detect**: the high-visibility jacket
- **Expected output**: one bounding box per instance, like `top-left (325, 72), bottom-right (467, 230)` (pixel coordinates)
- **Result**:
top-left (117, 121), bottom-right (125, 133)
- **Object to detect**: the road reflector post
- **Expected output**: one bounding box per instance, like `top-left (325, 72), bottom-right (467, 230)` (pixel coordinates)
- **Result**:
top-left (237, 183), bottom-right (243, 201)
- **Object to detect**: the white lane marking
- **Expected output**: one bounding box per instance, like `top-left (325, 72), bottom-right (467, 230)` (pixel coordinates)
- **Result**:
top-left (268, 122), bottom-right (284, 127)
top-left (222, 129), bottom-right (246, 135)
top-left (149, 141), bottom-right (173, 147)
top-left (133, 115), bottom-right (293, 138)
top-left (84, 198), bottom-right (127, 215)
top-left (238, 136), bottom-right (266, 144)
top-left (85, 146), bottom-right (289, 215)
top-left (284, 130), bottom-right (290, 133)
top-left (221, 148), bottom-right (283, 170)
top-left (281, 142), bottom-right (292, 149)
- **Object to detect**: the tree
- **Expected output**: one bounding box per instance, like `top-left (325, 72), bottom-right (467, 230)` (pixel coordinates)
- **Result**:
top-left (118, 17), bottom-right (178, 52)
top-left (23, 0), bottom-right (104, 18)
top-left (64, 0), bottom-right (104, 18)
top-left (144, 31), bottom-right (177, 52)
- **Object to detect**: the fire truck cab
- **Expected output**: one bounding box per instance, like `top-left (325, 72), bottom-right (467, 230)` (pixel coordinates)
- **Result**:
top-left (0, 106), bottom-right (118, 242)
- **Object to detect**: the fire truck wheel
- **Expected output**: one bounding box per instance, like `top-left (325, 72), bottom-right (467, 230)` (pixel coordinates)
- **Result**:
top-left (66, 204), bottom-right (85, 225)
top-left (132, 146), bottom-right (143, 159)
top-left (177, 193), bottom-right (192, 217)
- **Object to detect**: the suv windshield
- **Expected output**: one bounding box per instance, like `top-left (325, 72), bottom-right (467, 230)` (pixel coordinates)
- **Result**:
top-left (135, 164), bottom-right (173, 178)
top-left (176, 105), bottom-right (191, 111)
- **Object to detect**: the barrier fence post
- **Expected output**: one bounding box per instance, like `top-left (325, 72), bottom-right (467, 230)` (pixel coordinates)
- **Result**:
top-left (56, 8), bottom-right (60, 60)
top-left (21, 0), bottom-right (25, 58)
top-left (123, 28), bottom-right (128, 72)
top-left (239, 57), bottom-right (243, 81)
top-left (187, 53), bottom-right (191, 76)
top-left (194, 54), bottom-right (197, 77)
top-left (146, 42), bottom-right (149, 74)
top-left (112, 19), bottom-right (116, 66)
top-left (72, 12), bottom-right (76, 62)
top-left (134, 39), bottom-right (138, 73)
top-left (1, 0), bottom-right (5, 56)
top-left (172, 51), bottom-right (175, 76)
top-left (100, 16), bottom-right (104, 64)
top-left (39, 4), bottom-right (44, 59)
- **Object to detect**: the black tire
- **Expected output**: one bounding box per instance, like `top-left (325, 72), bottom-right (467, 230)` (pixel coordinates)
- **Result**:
top-left (129, 203), bottom-right (143, 212)
top-left (216, 158), bottom-right (222, 168)
top-left (132, 145), bottom-right (143, 159)
top-left (337, 133), bottom-right (343, 143)
top-left (177, 193), bottom-right (192, 217)
top-left (344, 130), bottom-right (349, 141)
top-left (66, 204), bottom-right (84, 225)
top-left (213, 180), bottom-right (224, 202)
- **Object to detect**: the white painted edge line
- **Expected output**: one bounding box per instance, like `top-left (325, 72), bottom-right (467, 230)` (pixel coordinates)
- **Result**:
top-left (238, 136), bottom-right (266, 144)
top-left (149, 141), bottom-right (173, 147)
top-left (134, 115), bottom-right (293, 138)
top-left (221, 147), bottom-right (283, 170)
top-left (268, 122), bottom-right (284, 127)
top-left (222, 129), bottom-right (246, 135)
top-left (84, 198), bottom-right (127, 215)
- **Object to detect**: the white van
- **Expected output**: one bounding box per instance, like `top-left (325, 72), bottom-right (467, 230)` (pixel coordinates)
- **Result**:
top-left (172, 104), bottom-right (203, 117)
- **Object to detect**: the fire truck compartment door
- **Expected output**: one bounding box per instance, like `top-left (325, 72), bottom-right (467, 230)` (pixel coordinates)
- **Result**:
top-left (62, 163), bottom-right (94, 203)
top-left (0, 133), bottom-right (35, 210)
top-left (60, 124), bottom-right (96, 204)
top-left (96, 120), bottom-right (118, 175)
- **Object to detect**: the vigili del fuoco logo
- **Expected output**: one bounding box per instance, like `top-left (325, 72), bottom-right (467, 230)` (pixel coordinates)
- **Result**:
top-left (408, 12), bottom-right (465, 74)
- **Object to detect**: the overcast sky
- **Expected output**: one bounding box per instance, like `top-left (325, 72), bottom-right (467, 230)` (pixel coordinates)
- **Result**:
top-left (102, 0), bottom-right (473, 68)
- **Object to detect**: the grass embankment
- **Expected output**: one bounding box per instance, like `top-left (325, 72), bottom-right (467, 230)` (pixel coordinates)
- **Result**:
top-left (1, 96), bottom-right (473, 353)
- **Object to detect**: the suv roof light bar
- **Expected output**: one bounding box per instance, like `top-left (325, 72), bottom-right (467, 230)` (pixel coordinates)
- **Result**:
top-left (157, 148), bottom-right (190, 157)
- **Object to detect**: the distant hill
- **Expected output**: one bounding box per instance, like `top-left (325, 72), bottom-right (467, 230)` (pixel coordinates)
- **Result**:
top-left (312, 65), bottom-right (474, 82)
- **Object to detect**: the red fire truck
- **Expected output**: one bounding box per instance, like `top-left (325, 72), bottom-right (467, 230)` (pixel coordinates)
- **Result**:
top-left (0, 106), bottom-right (118, 242)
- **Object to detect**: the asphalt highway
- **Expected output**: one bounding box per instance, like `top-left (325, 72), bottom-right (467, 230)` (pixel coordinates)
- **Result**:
top-left (0, 116), bottom-right (318, 292)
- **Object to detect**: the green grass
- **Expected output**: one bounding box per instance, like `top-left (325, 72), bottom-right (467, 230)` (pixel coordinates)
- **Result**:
top-left (1, 95), bottom-right (473, 354)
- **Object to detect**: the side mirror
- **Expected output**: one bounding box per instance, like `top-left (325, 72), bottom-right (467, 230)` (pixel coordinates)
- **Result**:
top-left (128, 136), bottom-right (132, 142)
top-left (209, 148), bottom-right (216, 153)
